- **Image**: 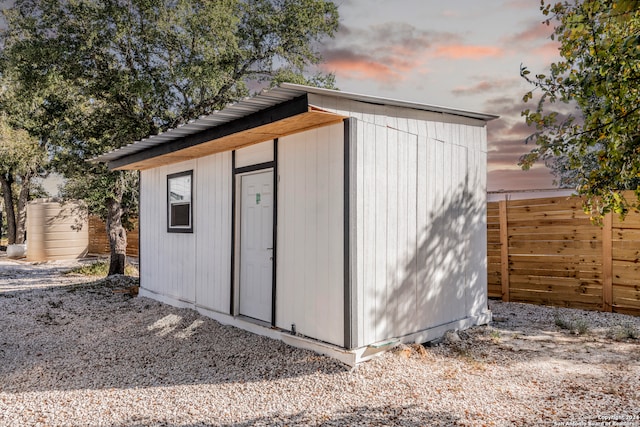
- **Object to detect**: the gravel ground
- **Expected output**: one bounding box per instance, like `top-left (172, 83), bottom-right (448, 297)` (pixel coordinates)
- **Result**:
top-left (1, 255), bottom-right (640, 427)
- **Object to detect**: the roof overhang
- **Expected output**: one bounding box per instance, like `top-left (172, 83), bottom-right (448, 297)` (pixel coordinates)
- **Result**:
top-left (106, 94), bottom-right (346, 171)
top-left (94, 83), bottom-right (498, 171)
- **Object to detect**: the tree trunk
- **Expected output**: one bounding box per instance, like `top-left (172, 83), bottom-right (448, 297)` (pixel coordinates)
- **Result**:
top-left (15, 174), bottom-right (31, 244)
top-left (106, 197), bottom-right (127, 276)
top-left (0, 174), bottom-right (17, 245)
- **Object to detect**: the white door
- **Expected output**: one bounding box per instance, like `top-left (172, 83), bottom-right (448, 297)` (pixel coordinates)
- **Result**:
top-left (239, 170), bottom-right (274, 322)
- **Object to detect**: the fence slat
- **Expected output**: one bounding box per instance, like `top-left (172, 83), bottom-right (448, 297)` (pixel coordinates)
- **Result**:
top-left (488, 194), bottom-right (640, 316)
top-left (88, 216), bottom-right (139, 257)
top-left (499, 199), bottom-right (509, 302)
top-left (602, 213), bottom-right (613, 312)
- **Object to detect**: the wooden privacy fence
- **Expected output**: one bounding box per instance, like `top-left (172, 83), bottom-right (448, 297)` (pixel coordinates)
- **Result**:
top-left (88, 215), bottom-right (139, 257)
top-left (488, 194), bottom-right (640, 316)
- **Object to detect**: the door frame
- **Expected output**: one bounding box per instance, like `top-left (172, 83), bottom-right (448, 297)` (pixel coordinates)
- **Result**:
top-left (230, 140), bottom-right (278, 326)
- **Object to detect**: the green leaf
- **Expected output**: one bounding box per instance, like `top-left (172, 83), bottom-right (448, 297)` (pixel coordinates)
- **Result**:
top-left (520, 0), bottom-right (640, 215)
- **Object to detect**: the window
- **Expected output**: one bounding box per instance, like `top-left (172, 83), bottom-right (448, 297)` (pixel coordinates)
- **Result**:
top-left (167, 170), bottom-right (193, 233)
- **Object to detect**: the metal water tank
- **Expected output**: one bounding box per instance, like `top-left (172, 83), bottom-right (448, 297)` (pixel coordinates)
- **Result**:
top-left (26, 199), bottom-right (89, 261)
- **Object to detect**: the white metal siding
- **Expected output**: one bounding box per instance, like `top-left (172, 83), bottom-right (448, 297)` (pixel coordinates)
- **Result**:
top-left (355, 121), bottom-right (486, 347)
top-left (194, 152), bottom-right (233, 313)
top-left (140, 152), bottom-right (232, 313)
top-left (235, 140), bottom-right (274, 168)
top-left (276, 123), bottom-right (344, 346)
top-left (312, 94), bottom-right (488, 348)
top-left (141, 160), bottom-right (197, 303)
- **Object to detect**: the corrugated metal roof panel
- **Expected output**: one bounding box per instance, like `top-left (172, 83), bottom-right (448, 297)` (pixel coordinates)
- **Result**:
top-left (93, 84), bottom-right (497, 163)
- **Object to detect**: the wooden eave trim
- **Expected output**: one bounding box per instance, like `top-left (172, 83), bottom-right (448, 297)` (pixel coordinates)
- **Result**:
top-left (109, 95), bottom-right (308, 170)
top-left (109, 95), bottom-right (345, 171)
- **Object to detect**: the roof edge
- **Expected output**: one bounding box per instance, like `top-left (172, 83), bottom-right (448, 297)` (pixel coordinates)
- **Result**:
top-left (279, 83), bottom-right (499, 121)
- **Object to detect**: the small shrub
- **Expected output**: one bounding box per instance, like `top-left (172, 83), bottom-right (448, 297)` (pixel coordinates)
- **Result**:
top-left (554, 312), bottom-right (573, 330)
top-left (573, 319), bottom-right (589, 335)
top-left (489, 330), bottom-right (501, 342)
top-left (608, 323), bottom-right (639, 341)
top-left (554, 311), bottom-right (589, 335)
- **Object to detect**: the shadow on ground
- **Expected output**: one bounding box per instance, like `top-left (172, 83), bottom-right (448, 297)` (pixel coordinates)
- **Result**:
top-left (0, 276), bottom-right (349, 393)
top-left (109, 405), bottom-right (460, 427)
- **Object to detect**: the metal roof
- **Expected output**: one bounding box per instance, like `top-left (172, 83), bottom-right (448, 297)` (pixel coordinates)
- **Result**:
top-left (93, 83), bottom-right (498, 163)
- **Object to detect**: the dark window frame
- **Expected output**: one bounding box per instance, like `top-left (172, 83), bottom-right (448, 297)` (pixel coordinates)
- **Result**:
top-left (167, 170), bottom-right (193, 233)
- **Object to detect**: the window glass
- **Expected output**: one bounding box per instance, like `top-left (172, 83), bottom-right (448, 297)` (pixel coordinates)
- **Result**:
top-left (168, 171), bottom-right (192, 232)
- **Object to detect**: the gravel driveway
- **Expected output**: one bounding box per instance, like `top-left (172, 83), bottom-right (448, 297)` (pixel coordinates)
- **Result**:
top-left (1, 255), bottom-right (639, 426)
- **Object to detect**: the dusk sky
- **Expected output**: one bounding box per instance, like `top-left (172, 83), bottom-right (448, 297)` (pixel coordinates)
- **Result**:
top-left (317, 0), bottom-right (563, 191)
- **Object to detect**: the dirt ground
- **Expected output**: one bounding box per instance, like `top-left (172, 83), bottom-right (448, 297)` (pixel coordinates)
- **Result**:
top-left (1, 254), bottom-right (639, 426)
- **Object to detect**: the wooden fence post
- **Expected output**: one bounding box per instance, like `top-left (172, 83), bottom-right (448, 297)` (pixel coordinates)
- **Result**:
top-left (499, 199), bottom-right (510, 302)
top-left (602, 212), bottom-right (613, 312)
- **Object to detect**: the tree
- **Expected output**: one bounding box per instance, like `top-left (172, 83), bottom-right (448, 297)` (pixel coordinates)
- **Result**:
top-left (520, 0), bottom-right (640, 217)
top-left (1, 0), bottom-right (339, 274)
top-left (0, 115), bottom-right (48, 245)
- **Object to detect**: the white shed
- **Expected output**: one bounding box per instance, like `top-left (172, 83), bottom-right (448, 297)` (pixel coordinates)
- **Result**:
top-left (96, 84), bottom-right (497, 365)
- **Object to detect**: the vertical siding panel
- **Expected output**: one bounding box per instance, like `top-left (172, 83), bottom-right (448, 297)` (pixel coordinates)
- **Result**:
top-left (374, 105), bottom-right (387, 127)
top-left (374, 124), bottom-right (388, 342)
top-left (435, 121), bottom-right (445, 141)
top-left (417, 113), bottom-right (429, 140)
top-left (276, 123), bottom-right (344, 346)
top-left (450, 124), bottom-right (460, 148)
top-left (219, 153), bottom-right (231, 312)
top-left (386, 108), bottom-right (398, 130)
top-left (407, 110), bottom-right (419, 135)
top-left (458, 145), bottom-right (469, 317)
top-left (276, 138), bottom-right (290, 326)
top-left (140, 171), bottom-right (151, 293)
top-left (361, 122), bottom-right (376, 346)
top-left (198, 157), bottom-right (207, 306)
top-left (329, 123), bottom-right (345, 346)
top-left (426, 122), bottom-right (437, 142)
top-left (141, 169), bottom-right (150, 292)
top-left (396, 113), bottom-right (409, 133)
top-left (442, 142), bottom-right (455, 323)
top-left (405, 134), bottom-right (418, 336)
top-left (304, 131), bottom-right (318, 338)
top-left (292, 137), bottom-right (306, 330)
top-left (467, 129), bottom-right (487, 317)
top-left (194, 158), bottom-right (204, 306)
top-left (415, 136), bottom-right (429, 328)
top-left (185, 161), bottom-right (197, 303)
top-left (386, 129), bottom-right (399, 339)
top-left (479, 126), bottom-right (488, 153)
top-left (155, 167), bottom-right (163, 295)
top-left (394, 131), bottom-right (407, 337)
top-left (280, 133), bottom-right (299, 329)
top-left (215, 155), bottom-right (223, 309)
top-left (433, 139), bottom-right (446, 325)
top-left (355, 120), bottom-right (366, 348)
top-left (216, 155), bottom-right (224, 310)
top-left (195, 153), bottom-right (232, 313)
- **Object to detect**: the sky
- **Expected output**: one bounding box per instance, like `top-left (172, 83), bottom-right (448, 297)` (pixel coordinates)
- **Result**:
top-left (316, 0), bottom-right (563, 191)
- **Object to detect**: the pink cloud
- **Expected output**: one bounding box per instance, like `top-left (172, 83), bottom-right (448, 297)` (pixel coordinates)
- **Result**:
top-left (503, 0), bottom-right (536, 10)
top-left (512, 21), bottom-right (554, 42)
top-left (320, 48), bottom-right (427, 83)
top-left (434, 44), bottom-right (504, 60)
top-left (487, 167), bottom-right (556, 191)
top-left (533, 41), bottom-right (562, 61)
top-left (452, 78), bottom-right (519, 96)
top-left (319, 22), bottom-right (441, 84)
top-left (321, 58), bottom-right (403, 83)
